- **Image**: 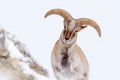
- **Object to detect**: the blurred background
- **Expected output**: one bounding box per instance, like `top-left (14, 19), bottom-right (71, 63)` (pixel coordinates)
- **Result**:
top-left (0, 0), bottom-right (120, 80)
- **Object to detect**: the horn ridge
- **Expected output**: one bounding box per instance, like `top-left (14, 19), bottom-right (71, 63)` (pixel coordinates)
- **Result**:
top-left (44, 9), bottom-right (72, 20)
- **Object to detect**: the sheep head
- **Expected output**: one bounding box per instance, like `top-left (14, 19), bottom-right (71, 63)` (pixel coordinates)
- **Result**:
top-left (44, 9), bottom-right (101, 44)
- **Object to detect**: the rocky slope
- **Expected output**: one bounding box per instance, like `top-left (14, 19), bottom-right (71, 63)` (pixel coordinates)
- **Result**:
top-left (0, 26), bottom-right (49, 80)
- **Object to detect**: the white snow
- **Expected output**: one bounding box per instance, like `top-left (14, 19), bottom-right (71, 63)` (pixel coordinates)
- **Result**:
top-left (6, 38), bottom-right (24, 59)
top-left (0, 72), bottom-right (10, 80)
top-left (19, 62), bottom-right (49, 80)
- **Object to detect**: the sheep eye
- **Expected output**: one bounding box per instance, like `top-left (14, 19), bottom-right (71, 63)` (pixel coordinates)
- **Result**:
top-left (72, 32), bottom-right (75, 38)
top-left (68, 21), bottom-right (70, 24)
top-left (67, 20), bottom-right (71, 24)
top-left (63, 30), bottom-right (66, 34)
top-left (64, 25), bottom-right (67, 29)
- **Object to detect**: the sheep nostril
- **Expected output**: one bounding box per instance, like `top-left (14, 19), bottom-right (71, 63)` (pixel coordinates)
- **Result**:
top-left (65, 37), bottom-right (69, 40)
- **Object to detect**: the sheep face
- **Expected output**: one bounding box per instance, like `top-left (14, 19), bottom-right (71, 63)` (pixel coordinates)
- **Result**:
top-left (60, 19), bottom-right (77, 45)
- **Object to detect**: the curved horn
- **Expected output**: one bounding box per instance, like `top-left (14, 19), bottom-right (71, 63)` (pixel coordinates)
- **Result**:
top-left (77, 18), bottom-right (101, 37)
top-left (44, 9), bottom-right (72, 20)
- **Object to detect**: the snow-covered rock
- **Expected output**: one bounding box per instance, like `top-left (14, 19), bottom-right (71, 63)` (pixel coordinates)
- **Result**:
top-left (0, 26), bottom-right (49, 80)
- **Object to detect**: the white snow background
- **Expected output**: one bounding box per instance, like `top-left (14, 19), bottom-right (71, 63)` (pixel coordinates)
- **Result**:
top-left (0, 0), bottom-right (120, 80)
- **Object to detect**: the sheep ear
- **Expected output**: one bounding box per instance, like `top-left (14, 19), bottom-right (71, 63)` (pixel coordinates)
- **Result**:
top-left (81, 25), bottom-right (87, 29)
top-left (76, 25), bottom-right (87, 32)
